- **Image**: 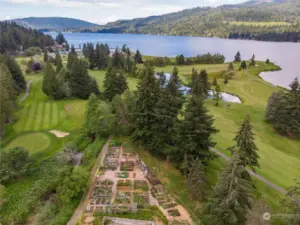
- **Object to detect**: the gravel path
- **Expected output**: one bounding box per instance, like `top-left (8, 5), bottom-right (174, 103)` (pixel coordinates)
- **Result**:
top-left (19, 80), bottom-right (32, 102)
top-left (67, 137), bottom-right (112, 225)
top-left (210, 147), bottom-right (287, 195)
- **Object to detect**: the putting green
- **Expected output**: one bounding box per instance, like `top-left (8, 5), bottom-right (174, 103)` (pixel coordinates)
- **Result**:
top-left (5, 132), bottom-right (51, 154)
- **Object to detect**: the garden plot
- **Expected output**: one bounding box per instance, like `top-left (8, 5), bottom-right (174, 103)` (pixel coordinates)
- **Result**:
top-left (133, 191), bottom-right (150, 208)
top-left (134, 180), bottom-right (149, 191)
top-left (117, 179), bottom-right (132, 191)
top-left (120, 161), bottom-right (135, 171)
top-left (151, 185), bottom-right (179, 214)
top-left (117, 171), bottom-right (129, 178)
top-left (104, 147), bottom-right (120, 170)
top-left (114, 191), bottom-right (131, 205)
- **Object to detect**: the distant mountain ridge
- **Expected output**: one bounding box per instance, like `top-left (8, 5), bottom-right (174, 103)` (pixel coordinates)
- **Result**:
top-left (86, 0), bottom-right (299, 42)
top-left (12, 17), bottom-right (98, 30)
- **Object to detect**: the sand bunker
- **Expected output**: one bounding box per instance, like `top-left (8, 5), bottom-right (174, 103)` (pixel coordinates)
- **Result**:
top-left (49, 130), bottom-right (70, 138)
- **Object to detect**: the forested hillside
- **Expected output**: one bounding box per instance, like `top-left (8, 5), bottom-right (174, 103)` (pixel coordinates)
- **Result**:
top-left (90, 0), bottom-right (300, 42)
top-left (13, 17), bottom-right (98, 30)
top-left (0, 21), bottom-right (54, 53)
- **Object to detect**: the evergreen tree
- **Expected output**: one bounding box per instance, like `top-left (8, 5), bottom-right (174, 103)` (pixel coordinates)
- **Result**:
top-left (234, 51), bottom-right (241, 62)
top-left (55, 32), bottom-right (66, 45)
top-left (212, 76), bottom-right (217, 86)
top-left (265, 78), bottom-right (300, 136)
top-left (187, 158), bottom-right (207, 201)
top-left (0, 63), bottom-right (17, 137)
top-left (206, 152), bottom-right (253, 225)
top-left (134, 49), bottom-right (143, 64)
top-left (132, 64), bottom-right (160, 149)
top-left (249, 54), bottom-right (256, 67)
top-left (240, 60), bottom-right (247, 70)
top-left (224, 77), bottom-right (229, 84)
top-left (56, 67), bottom-right (71, 98)
top-left (230, 115), bottom-right (260, 171)
top-left (111, 48), bottom-right (125, 69)
top-left (281, 177), bottom-right (300, 225)
top-left (84, 93), bottom-right (101, 136)
top-left (176, 54), bottom-right (185, 65)
top-left (199, 69), bottom-right (210, 96)
top-left (173, 95), bottom-right (217, 164)
top-left (151, 69), bottom-right (184, 155)
top-left (69, 58), bottom-right (97, 99)
top-left (1, 53), bottom-right (26, 91)
top-left (43, 50), bottom-right (48, 62)
top-left (67, 46), bottom-right (77, 70)
top-left (103, 67), bottom-right (128, 101)
top-left (214, 84), bottom-right (221, 106)
top-left (55, 51), bottom-right (63, 73)
top-left (265, 59), bottom-right (270, 64)
top-left (42, 62), bottom-right (63, 99)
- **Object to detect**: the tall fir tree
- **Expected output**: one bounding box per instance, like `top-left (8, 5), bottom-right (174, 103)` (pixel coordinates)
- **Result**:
top-left (173, 95), bottom-right (217, 166)
top-left (132, 64), bottom-right (160, 149)
top-left (240, 60), bottom-right (247, 70)
top-left (0, 63), bottom-right (17, 137)
top-left (151, 69), bottom-right (184, 155)
top-left (134, 49), bottom-right (143, 64)
top-left (206, 152), bottom-right (253, 225)
top-left (69, 58), bottom-right (97, 99)
top-left (103, 67), bottom-right (128, 101)
top-left (111, 48), bottom-right (125, 70)
top-left (67, 46), bottom-right (77, 69)
top-left (84, 93), bottom-right (101, 136)
top-left (55, 51), bottom-right (63, 73)
top-left (199, 69), bottom-right (210, 96)
top-left (249, 54), bottom-right (256, 67)
top-left (187, 158), bottom-right (207, 201)
top-left (191, 69), bottom-right (209, 97)
top-left (42, 62), bottom-right (63, 99)
top-left (214, 83), bottom-right (221, 106)
top-left (230, 115), bottom-right (260, 171)
top-left (43, 50), bottom-right (48, 62)
top-left (234, 51), bottom-right (241, 62)
top-left (1, 53), bottom-right (26, 91)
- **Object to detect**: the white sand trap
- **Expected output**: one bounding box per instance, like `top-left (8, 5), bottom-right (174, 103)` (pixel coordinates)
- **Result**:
top-left (49, 130), bottom-right (70, 138)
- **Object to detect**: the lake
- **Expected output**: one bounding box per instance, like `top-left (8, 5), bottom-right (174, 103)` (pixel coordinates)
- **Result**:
top-left (46, 32), bottom-right (300, 88)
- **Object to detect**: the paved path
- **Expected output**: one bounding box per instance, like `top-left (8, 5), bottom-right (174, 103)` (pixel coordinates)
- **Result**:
top-left (67, 137), bottom-right (112, 225)
top-left (19, 80), bottom-right (32, 102)
top-left (210, 147), bottom-right (287, 195)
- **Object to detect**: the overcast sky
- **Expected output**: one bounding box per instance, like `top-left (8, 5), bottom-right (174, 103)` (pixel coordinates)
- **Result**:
top-left (0, 0), bottom-right (245, 24)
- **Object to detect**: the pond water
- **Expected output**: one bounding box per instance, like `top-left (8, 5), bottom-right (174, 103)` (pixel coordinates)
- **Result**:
top-left (158, 73), bottom-right (241, 104)
top-left (46, 32), bottom-right (300, 88)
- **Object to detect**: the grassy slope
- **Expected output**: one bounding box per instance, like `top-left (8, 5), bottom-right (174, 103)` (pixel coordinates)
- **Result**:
top-left (206, 62), bottom-right (300, 189)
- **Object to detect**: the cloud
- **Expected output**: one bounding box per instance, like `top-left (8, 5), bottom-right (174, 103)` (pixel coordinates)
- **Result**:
top-left (5, 16), bottom-right (11, 20)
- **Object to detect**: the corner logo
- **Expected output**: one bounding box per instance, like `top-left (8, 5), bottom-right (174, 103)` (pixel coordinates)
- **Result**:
top-left (263, 212), bottom-right (271, 221)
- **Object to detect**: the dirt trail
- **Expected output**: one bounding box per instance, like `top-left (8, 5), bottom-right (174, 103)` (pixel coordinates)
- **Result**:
top-left (210, 147), bottom-right (287, 195)
top-left (19, 80), bottom-right (32, 102)
top-left (67, 136), bottom-right (112, 225)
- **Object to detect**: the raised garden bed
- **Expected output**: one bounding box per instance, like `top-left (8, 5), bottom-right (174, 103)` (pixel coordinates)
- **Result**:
top-left (134, 180), bottom-right (149, 191)
top-left (114, 192), bottom-right (131, 205)
top-left (168, 209), bottom-right (180, 217)
top-left (120, 161), bottom-right (135, 171)
top-left (93, 187), bottom-right (112, 197)
top-left (101, 179), bottom-right (114, 186)
top-left (117, 171), bottom-right (128, 178)
top-left (133, 191), bottom-right (149, 208)
top-left (117, 179), bottom-right (132, 187)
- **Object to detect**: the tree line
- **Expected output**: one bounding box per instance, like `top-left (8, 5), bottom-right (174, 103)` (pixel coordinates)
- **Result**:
top-left (0, 21), bottom-right (54, 53)
top-left (0, 53), bottom-right (27, 138)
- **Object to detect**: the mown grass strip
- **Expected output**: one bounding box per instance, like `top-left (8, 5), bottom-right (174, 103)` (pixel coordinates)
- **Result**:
top-left (52, 103), bottom-right (58, 127)
top-left (43, 103), bottom-right (51, 130)
top-left (24, 104), bottom-right (37, 131)
top-left (14, 105), bottom-right (29, 132)
top-left (34, 102), bottom-right (44, 131)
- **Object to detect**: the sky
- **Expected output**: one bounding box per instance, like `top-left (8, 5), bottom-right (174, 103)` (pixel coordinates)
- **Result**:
top-left (0, 0), bottom-right (245, 24)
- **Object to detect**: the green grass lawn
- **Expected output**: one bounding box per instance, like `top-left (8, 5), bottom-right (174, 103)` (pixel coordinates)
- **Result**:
top-left (5, 132), bottom-right (51, 154)
top-left (154, 64), bottom-right (227, 84)
top-left (206, 62), bottom-right (300, 189)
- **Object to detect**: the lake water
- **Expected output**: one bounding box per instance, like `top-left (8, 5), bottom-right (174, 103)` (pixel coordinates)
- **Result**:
top-left (46, 32), bottom-right (300, 88)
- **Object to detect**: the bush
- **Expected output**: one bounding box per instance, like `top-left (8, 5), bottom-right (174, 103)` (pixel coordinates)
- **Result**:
top-left (24, 46), bottom-right (42, 56)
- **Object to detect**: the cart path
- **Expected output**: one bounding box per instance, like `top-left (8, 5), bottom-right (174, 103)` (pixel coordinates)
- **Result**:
top-left (210, 147), bottom-right (287, 195)
top-left (19, 80), bottom-right (32, 102)
top-left (67, 136), bottom-right (112, 225)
